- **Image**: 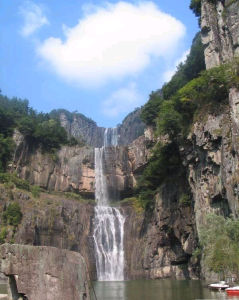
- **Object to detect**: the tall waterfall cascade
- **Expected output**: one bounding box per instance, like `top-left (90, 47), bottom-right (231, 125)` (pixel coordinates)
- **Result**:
top-left (93, 128), bottom-right (125, 281)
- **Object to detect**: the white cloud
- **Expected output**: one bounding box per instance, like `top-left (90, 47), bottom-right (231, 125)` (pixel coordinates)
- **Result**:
top-left (102, 83), bottom-right (143, 117)
top-left (37, 1), bottom-right (185, 86)
top-left (19, 1), bottom-right (49, 37)
top-left (163, 49), bottom-right (190, 82)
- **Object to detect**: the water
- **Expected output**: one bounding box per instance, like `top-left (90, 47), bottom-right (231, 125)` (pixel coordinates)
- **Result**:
top-left (93, 128), bottom-right (125, 281)
top-left (91, 279), bottom-right (238, 300)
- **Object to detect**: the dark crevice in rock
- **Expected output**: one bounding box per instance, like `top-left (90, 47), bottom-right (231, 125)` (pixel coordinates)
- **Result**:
top-left (8, 275), bottom-right (28, 300)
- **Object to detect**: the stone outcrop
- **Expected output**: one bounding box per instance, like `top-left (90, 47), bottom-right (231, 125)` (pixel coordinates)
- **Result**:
top-left (122, 181), bottom-right (198, 280)
top-left (201, 0), bottom-right (239, 69)
top-left (0, 243), bottom-right (90, 300)
top-left (118, 108), bottom-right (145, 146)
top-left (59, 111), bottom-right (105, 148)
top-left (57, 108), bottom-right (145, 147)
top-left (13, 131), bottom-right (151, 200)
top-left (14, 144), bottom-right (95, 197)
top-left (0, 186), bottom-right (96, 279)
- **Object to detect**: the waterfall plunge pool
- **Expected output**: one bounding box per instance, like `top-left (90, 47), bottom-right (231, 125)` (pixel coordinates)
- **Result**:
top-left (90, 279), bottom-right (237, 300)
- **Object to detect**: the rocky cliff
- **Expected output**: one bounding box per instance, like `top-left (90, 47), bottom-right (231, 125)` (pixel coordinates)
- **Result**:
top-left (0, 243), bottom-right (90, 300)
top-left (2, 0), bottom-right (239, 283)
top-left (201, 0), bottom-right (239, 69)
top-left (0, 185), bottom-right (96, 279)
top-left (56, 108), bottom-right (145, 147)
top-left (13, 130), bottom-right (151, 200)
top-left (122, 181), bottom-right (198, 280)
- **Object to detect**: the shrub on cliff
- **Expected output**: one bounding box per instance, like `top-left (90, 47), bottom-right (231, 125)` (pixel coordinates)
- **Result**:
top-left (137, 141), bottom-right (182, 209)
top-left (33, 119), bottom-right (68, 152)
top-left (200, 214), bottom-right (239, 279)
top-left (140, 91), bottom-right (163, 127)
top-left (157, 60), bottom-right (239, 139)
top-left (0, 135), bottom-right (14, 172)
top-left (3, 202), bottom-right (22, 227)
top-left (162, 32), bottom-right (205, 100)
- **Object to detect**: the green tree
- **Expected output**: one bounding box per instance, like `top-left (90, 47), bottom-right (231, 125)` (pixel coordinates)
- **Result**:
top-left (3, 202), bottom-right (22, 226)
top-left (34, 119), bottom-right (68, 151)
top-left (200, 214), bottom-right (239, 279)
top-left (0, 135), bottom-right (14, 171)
top-left (141, 91), bottom-right (163, 127)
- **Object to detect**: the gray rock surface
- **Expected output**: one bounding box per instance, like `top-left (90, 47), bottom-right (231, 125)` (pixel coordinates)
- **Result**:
top-left (0, 186), bottom-right (96, 280)
top-left (13, 131), bottom-right (151, 200)
top-left (0, 243), bottom-right (90, 300)
top-left (58, 108), bottom-right (145, 147)
top-left (201, 0), bottom-right (239, 69)
top-left (122, 181), bottom-right (198, 280)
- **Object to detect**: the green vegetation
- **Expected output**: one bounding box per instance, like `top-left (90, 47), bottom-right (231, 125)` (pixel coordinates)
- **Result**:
top-left (3, 202), bottom-right (22, 227)
top-left (139, 31), bottom-right (239, 210)
top-left (190, 0), bottom-right (217, 18)
top-left (140, 91), bottom-right (163, 127)
top-left (136, 141), bottom-right (182, 209)
top-left (200, 214), bottom-right (239, 280)
top-left (0, 93), bottom-right (81, 171)
top-left (157, 60), bottom-right (238, 139)
top-left (0, 227), bottom-right (7, 244)
top-left (190, 0), bottom-right (202, 17)
top-left (0, 172), bottom-right (41, 197)
top-left (0, 135), bottom-right (14, 172)
top-left (141, 32), bottom-right (205, 128)
top-left (162, 33), bottom-right (206, 100)
top-left (179, 194), bottom-right (191, 206)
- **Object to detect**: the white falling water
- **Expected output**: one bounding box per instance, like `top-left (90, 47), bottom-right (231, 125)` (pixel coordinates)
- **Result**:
top-left (93, 128), bottom-right (125, 281)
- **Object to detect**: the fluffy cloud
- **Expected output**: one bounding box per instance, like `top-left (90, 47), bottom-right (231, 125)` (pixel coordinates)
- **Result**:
top-left (38, 1), bottom-right (185, 86)
top-left (163, 49), bottom-right (190, 82)
top-left (19, 1), bottom-right (49, 37)
top-left (102, 83), bottom-right (143, 117)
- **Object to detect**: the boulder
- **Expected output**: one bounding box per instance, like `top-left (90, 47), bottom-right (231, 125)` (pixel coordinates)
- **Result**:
top-left (0, 244), bottom-right (90, 300)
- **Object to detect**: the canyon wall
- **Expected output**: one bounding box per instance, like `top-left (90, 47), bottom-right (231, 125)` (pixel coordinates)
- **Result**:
top-left (201, 0), bottom-right (239, 69)
top-left (0, 244), bottom-right (90, 300)
top-left (58, 108), bottom-right (145, 147)
top-left (2, 0), bottom-right (239, 282)
top-left (13, 130), bottom-right (150, 200)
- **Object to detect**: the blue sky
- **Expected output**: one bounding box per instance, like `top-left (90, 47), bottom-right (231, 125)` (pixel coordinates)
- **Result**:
top-left (0, 0), bottom-right (198, 127)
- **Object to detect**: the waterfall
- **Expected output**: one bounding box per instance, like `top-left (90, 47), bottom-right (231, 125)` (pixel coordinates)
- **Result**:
top-left (93, 128), bottom-right (125, 281)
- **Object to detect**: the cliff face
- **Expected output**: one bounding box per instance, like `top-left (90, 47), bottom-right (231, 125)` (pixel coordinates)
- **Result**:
top-left (59, 112), bottom-right (105, 148)
top-left (0, 244), bottom-right (90, 300)
top-left (4, 0), bottom-right (239, 282)
top-left (201, 0), bottom-right (239, 69)
top-left (58, 108), bottom-right (145, 147)
top-left (13, 131), bottom-right (151, 200)
top-left (0, 186), bottom-right (96, 279)
top-left (122, 182), bottom-right (198, 280)
top-left (118, 108), bottom-right (145, 146)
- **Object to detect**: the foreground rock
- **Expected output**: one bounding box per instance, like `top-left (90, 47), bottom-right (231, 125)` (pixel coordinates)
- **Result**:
top-left (0, 187), bottom-right (96, 280)
top-left (0, 244), bottom-right (90, 300)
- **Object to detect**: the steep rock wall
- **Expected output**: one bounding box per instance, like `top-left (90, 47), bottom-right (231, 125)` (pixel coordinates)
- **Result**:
top-left (201, 0), bottom-right (239, 69)
top-left (0, 186), bottom-right (96, 279)
top-left (0, 244), bottom-right (90, 300)
top-left (58, 108), bottom-right (145, 147)
top-left (13, 131), bottom-right (151, 200)
top-left (122, 181), bottom-right (198, 280)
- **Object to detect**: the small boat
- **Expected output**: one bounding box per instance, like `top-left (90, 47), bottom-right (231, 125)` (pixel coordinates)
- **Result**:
top-left (208, 281), bottom-right (229, 290)
top-left (226, 286), bottom-right (239, 295)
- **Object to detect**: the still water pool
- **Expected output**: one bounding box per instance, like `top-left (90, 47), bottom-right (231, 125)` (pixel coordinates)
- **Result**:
top-left (91, 279), bottom-right (239, 300)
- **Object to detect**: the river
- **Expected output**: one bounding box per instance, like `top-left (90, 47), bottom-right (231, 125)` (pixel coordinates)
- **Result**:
top-left (91, 279), bottom-right (238, 300)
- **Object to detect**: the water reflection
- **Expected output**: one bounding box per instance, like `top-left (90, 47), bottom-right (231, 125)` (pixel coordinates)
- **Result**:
top-left (91, 279), bottom-right (239, 300)
top-left (92, 281), bottom-right (125, 300)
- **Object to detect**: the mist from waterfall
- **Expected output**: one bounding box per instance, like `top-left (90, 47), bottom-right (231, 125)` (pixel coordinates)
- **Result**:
top-left (93, 128), bottom-right (125, 281)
